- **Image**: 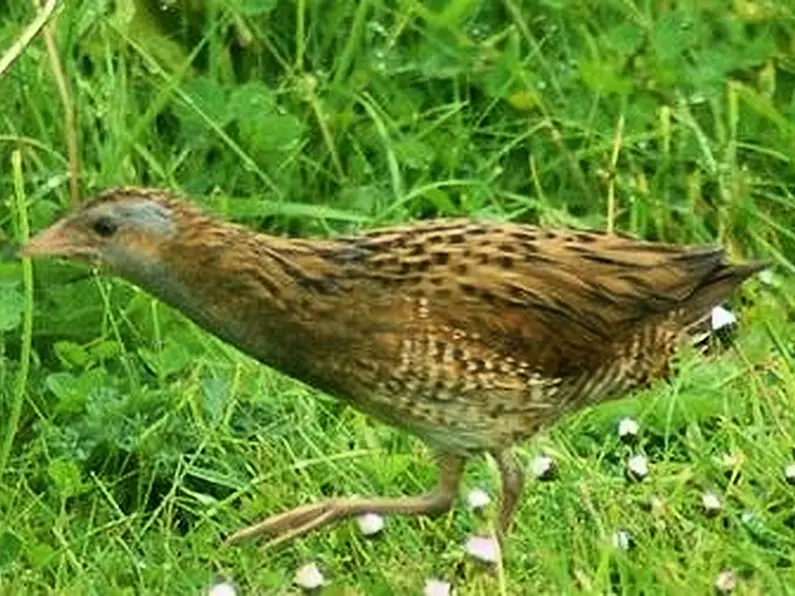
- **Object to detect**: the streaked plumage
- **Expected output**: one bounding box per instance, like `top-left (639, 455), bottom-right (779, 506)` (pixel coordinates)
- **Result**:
top-left (22, 187), bottom-right (764, 546)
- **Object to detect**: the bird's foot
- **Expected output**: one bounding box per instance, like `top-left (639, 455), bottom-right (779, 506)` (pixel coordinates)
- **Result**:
top-left (224, 500), bottom-right (341, 548)
top-left (223, 454), bottom-right (465, 548)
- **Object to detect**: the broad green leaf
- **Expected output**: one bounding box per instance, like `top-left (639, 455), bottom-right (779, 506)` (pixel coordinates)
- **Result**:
top-left (45, 372), bottom-right (79, 401)
top-left (178, 77), bottom-right (231, 143)
top-left (0, 531), bottom-right (21, 569)
top-left (229, 82), bottom-right (303, 153)
top-left (481, 30), bottom-right (523, 98)
top-left (46, 369), bottom-right (112, 415)
top-left (54, 341), bottom-right (90, 369)
top-left (0, 283), bottom-right (23, 332)
top-left (25, 541), bottom-right (56, 570)
top-left (202, 377), bottom-right (229, 424)
top-left (89, 340), bottom-right (122, 361)
top-left (138, 342), bottom-right (192, 378)
top-left (580, 60), bottom-right (633, 95)
top-left (651, 11), bottom-right (696, 62)
top-left (47, 458), bottom-right (84, 499)
top-left (228, 81), bottom-right (277, 117)
top-left (393, 139), bottom-right (435, 170)
top-left (604, 23), bottom-right (644, 55)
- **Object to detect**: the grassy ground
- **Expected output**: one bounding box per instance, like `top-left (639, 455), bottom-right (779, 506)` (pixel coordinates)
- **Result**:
top-left (1, 1), bottom-right (795, 593)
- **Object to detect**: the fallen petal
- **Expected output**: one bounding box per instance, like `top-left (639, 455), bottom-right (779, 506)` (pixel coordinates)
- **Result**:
top-left (295, 563), bottom-right (325, 590)
top-left (627, 454), bottom-right (649, 480)
top-left (530, 454), bottom-right (556, 480)
top-left (618, 417), bottom-right (639, 441)
top-left (356, 512), bottom-right (385, 536)
top-left (702, 491), bottom-right (722, 516)
top-left (784, 463), bottom-right (795, 485)
top-left (466, 488), bottom-right (491, 510)
top-left (207, 581), bottom-right (237, 596)
top-left (424, 578), bottom-right (453, 596)
top-left (714, 568), bottom-right (737, 593)
top-left (711, 306), bottom-right (737, 330)
top-left (464, 535), bottom-right (500, 564)
top-left (611, 529), bottom-right (633, 550)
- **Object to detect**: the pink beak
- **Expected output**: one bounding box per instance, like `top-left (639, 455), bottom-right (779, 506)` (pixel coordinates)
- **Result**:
top-left (20, 220), bottom-right (78, 258)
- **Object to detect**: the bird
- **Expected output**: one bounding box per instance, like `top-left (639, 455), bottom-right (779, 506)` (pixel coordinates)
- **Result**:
top-left (21, 187), bottom-right (765, 548)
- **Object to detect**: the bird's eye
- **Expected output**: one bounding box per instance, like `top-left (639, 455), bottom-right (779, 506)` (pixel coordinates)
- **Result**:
top-left (92, 216), bottom-right (118, 238)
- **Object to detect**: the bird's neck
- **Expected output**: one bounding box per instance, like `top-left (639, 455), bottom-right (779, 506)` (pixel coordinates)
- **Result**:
top-left (122, 224), bottom-right (338, 384)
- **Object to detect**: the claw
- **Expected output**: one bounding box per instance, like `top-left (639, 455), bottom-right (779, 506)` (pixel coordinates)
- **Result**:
top-left (224, 454), bottom-right (465, 547)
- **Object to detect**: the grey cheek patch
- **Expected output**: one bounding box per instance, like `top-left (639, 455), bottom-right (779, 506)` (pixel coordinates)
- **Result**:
top-left (114, 202), bottom-right (176, 238)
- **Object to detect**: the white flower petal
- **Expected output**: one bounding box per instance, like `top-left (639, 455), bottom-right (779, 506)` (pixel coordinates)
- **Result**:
top-left (207, 582), bottom-right (237, 596)
top-left (618, 417), bottom-right (639, 439)
top-left (424, 578), bottom-right (452, 596)
top-left (784, 463), bottom-right (795, 485)
top-left (627, 454), bottom-right (649, 479)
top-left (295, 563), bottom-right (325, 590)
top-left (466, 488), bottom-right (491, 510)
top-left (702, 491), bottom-right (722, 513)
top-left (711, 306), bottom-right (737, 330)
top-left (356, 512), bottom-right (385, 536)
top-left (464, 535), bottom-right (500, 564)
top-left (612, 530), bottom-right (632, 550)
top-left (530, 454), bottom-right (555, 480)
top-left (714, 568), bottom-right (737, 593)
top-left (758, 269), bottom-right (775, 285)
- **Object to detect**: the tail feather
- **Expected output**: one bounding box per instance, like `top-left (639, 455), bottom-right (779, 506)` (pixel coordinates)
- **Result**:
top-left (680, 260), bottom-right (768, 328)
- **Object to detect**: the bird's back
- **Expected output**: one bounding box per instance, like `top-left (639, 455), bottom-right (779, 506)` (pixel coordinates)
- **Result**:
top-left (160, 215), bottom-right (762, 454)
top-left (281, 220), bottom-right (764, 453)
top-left (21, 191), bottom-right (763, 455)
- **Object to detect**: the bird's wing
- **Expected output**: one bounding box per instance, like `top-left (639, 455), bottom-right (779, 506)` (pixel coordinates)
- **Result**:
top-left (330, 220), bottom-right (757, 377)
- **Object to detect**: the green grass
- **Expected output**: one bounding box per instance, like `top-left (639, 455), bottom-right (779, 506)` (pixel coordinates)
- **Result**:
top-left (1, 0), bottom-right (795, 593)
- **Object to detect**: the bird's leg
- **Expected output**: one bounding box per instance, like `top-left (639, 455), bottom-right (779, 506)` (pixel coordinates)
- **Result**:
top-left (225, 453), bottom-right (466, 547)
top-left (494, 450), bottom-right (525, 536)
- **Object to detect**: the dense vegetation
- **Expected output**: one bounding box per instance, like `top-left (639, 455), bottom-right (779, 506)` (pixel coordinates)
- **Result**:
top-left (1, 1), bottom-right (794, 593)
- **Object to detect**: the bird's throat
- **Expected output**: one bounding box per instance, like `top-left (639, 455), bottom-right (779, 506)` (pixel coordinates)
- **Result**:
top-left (120, 236), bottom-right (330, 386)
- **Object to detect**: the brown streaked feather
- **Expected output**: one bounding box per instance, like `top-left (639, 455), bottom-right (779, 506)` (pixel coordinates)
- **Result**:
top-left (157, 214), bottom-right (762, 451)
top-left (31, 192), bottom-right (764, 454)
top-left (314, 220), bottom-right (762, 378)
top-left (22, 188), bottom-right (768, 547)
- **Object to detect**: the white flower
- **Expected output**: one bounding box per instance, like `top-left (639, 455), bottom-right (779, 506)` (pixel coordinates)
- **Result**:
top-left (711, 306), bottom-right (737, 330)
top-left (464, 535), bottom-right (500, 564)
top-left (424, 578), bottom-right (453, 596)
top-left (627, 454), bottom-right (649, 479)
top-left (714, 568), bottom-right (737, 593)
top-left (530, 454), bottom-right (556, 480)
top-left (612, 530), bottom-right (632, 550)
top-left (356, 512), bottom-right (385, 536)
top-left (618, 417), bottom-right (639, 440)
top-left (702, 491), bottom-right (722, 515)
top-left (758, 269), bottom-right (775, 286)
top-left (466, 488), bottom-right (491, 510)
top-left (785, 463), bottom-right (795, 485)
top-left (295, 563), bottom-right (325, 590)
top-left (207, 582), bottom-right (236, 596)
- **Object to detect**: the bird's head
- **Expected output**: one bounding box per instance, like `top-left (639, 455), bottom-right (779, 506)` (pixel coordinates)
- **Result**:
top-left (20, 188), bottom-right (200, 275)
